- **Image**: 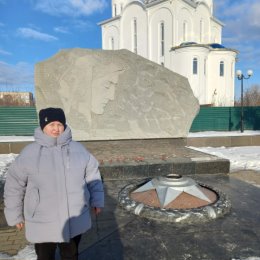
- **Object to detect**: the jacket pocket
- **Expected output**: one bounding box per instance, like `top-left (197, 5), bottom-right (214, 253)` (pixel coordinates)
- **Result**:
top-left (24, 191), bottom-right (58, 223)
top-left (24, 188), bottom-right (40, 218)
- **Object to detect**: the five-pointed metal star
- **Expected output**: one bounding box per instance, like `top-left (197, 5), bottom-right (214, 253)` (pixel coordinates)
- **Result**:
top-left (133, 175), bottom-right (211, 208)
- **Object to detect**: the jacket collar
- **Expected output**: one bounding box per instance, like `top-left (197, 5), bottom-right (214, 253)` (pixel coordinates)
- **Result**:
top-left (34, 126), bottom-right (72, 147)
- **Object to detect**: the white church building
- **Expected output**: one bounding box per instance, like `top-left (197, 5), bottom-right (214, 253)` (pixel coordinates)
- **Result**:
top-left (99, 0), bottom-right (238, 106)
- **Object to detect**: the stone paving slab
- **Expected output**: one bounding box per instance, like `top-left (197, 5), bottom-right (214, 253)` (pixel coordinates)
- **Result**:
top-left (79, 175), bottom-right (260, 260)
top-left (84, 139), bottom-right (230, 179)
top-left (0, 138), bottom-right (231, 180)
top-left (0, 227), bottom-right (27, 257)
top-left (0, 137), bottom-right (258, 259)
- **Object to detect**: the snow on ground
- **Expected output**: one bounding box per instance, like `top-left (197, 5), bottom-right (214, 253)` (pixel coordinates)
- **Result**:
top-left (0, 132), bottom-right (260, 259)
top-left (0, 136), bottom-right (34, 142)
top-left (189, 146), bottom-right (260, 172)
top-left (188, 130), bottom-right (260, 137)
top-left (0, 154), bottom-right (17, 182)
top-left (0, 245), bottom-right (36, 260)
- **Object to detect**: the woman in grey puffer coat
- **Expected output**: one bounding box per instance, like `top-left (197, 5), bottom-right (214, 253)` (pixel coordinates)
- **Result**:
top-left (4, 107), bottom-right (104, 260)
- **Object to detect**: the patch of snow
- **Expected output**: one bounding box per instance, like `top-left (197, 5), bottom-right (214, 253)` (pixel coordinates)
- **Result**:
top-left (0, 136), bottom-right (34, 142)
top-left (188, 130), bottom-right (260, 137)
top-left (232, 257), bottom-right (260, 260)
top-left (189, 146), bottom-right (260, 172)
top-left (0, 245), bottom-right (36, 260)
top-left (0, 154), bottom-right (17, 182)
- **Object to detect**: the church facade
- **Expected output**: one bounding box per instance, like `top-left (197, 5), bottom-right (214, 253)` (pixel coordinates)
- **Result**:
top-left (99, 0), bottom-right (237, 106)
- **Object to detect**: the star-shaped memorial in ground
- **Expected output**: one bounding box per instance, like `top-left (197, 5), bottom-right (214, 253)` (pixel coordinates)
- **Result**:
top-left (132, 175), bottom-right (211, 208)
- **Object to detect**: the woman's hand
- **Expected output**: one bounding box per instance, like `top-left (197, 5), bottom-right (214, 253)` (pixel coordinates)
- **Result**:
top-left (92, 207), bottom-right (102, 215)
top-left (16, 222), bottom-right (24, 231)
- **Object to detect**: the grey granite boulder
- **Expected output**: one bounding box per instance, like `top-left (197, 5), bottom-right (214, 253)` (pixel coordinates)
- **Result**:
top-left (35, 48), bottom-right (199, 141)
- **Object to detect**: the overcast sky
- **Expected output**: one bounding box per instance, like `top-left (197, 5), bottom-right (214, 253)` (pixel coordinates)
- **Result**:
top-left (0, 0), bottom-right (259, 97)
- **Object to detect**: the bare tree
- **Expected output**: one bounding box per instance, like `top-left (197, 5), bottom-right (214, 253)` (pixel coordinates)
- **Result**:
top-left (235, 84), bottom-right (260, 106)
top-left (0, 92), bottom-right (34, 107)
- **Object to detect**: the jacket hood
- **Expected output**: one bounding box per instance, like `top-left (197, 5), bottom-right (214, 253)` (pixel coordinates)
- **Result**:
top-left (34, 126), bottom-right (72, 147)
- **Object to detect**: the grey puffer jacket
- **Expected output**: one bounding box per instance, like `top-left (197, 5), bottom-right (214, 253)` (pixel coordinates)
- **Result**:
top-left (4, 126), bottom-right (104, 243)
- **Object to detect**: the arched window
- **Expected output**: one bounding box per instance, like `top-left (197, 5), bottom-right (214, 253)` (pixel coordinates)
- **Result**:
top-left (133, 18), bottom-right (137, 54)
top-left (220, 61), bottom-right (224, 76)
top-left (183, 21), bottom-right (187, 42)
top-left (109, 37), bottom-right (114, 50)
top-left (160, 22), bottom-right (165, 57)
top-left (200, 19), bottom-right (203, 43)
top-left (114, 4), bottom-right (117, 16)
top-left (193, 58), bottom-right (198, 75)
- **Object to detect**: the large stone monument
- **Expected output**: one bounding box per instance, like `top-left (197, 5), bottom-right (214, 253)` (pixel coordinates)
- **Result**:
top-left (35, 48), bottom-right (199, 140)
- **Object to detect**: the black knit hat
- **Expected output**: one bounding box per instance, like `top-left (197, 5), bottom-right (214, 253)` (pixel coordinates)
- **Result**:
top-left (39, 107), bottom-right (66, 130)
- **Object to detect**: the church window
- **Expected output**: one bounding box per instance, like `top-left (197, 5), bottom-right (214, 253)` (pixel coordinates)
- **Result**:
top-left (193, 58), bottom-right (198, 75)
top-left (220, 61), bottom-right (224, 76)
top-left (160, 22), bottom-right (165, 57)
top-left (183, 21), bottom-right (187, 42)
top-left (114, 4), bottom-right (117, 16)
top-left (133, 18), bottom-right (137, 54)
top-left (110, 37), bottom-right (114, 50)
top-left (200, 19), bottom-right (203, 43)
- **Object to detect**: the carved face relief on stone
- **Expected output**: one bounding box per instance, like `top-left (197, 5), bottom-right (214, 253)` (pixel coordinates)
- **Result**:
top-left (91, 66), bottom-right (120, 114)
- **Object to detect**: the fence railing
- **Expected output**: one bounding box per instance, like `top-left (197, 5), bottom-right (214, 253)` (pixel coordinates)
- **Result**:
top-left (0, 107), bottom-right (38, 136)
top-left (190, 106), bottom-right (260, 132)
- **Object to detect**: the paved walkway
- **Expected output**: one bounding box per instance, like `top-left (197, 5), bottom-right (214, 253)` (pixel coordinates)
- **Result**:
top-left (0, 172), bottom-right (259, 260)
top-left (0, 138), bottom-right (259, 259)
top-left (80, 174), bottom-right (260, 260)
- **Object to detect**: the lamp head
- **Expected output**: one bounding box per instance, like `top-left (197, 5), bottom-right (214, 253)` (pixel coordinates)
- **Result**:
top-left (236, 70), bottom-right (242, 79)
top-left (247, 69), bottom-right (253, 77)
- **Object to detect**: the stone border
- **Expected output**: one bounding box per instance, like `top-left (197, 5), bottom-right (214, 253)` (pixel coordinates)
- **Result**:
top-left (118, 179), bottom-right (231, 224)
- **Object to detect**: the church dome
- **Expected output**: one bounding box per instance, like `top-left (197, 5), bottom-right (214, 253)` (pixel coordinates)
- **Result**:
top-left (209, 43), bottom-right (226, 49)
top-left (195, 0), bottom-right (213, 9)
top-left (125, 0), bottom-right (144, 5)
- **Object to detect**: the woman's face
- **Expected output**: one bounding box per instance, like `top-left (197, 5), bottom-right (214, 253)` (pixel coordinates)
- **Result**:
top-left (91, 75), bottom-right (117, 114)
top-left (43, 121), bottom-right (65, 138)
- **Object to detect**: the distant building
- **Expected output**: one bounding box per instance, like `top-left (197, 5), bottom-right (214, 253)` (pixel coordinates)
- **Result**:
top-left (99, 0), bottom-right (238, 106)
top-left (0, 92), bottom-right (34, 106)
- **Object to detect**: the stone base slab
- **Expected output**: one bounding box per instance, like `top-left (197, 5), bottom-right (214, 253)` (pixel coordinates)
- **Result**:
top-left (0, 138), bottom-right (230, 180)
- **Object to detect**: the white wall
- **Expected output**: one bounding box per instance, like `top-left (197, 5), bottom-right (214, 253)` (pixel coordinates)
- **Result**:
top-left (211, 22), bottom-right (222, 43)
top-left (176, 7), bottom-right (193, 45)
top-left (208, 51), bottom-right (236, 106)
top-left (120, 3), bottom-right (148, 58)
top-left (194, 4), bottom-right (211, 43)
top-left (148, 6), bottom-right (173, 68)
top-left (102, 22), bottom-right (120, 50)
top-left (172, 46), bottom-right (209, 104)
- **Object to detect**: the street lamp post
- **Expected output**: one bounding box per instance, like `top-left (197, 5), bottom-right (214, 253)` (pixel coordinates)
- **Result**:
top-left (236, 69), bottom-right (253, 133)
